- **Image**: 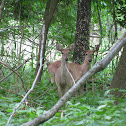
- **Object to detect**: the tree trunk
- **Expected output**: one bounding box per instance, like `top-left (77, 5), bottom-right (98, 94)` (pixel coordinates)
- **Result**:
top-left (73, 0), bottom-right (91, 64)
top-left (110, 45), bottom-right (126, 98)
top-left (0, 0), bottom-right (5, 21)
top-left (35, 0), bottom-right (59, 82)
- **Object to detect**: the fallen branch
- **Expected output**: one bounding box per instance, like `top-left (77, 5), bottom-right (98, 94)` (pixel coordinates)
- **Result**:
top-left (0, 59), bottom-right (25, 90)
top-left (0, 56), bottom-right (34, 82)
top-left (33, 86), bottom-right (51, 101)
top-left (7, 21), bottom-right (47, 125)
top-left (21, 31), bottom-right (126, 126)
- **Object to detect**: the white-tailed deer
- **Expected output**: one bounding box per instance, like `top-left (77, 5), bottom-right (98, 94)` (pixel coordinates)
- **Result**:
top-left (48, 49), bottom-right (96, 95)
top-left (54, 43), bottom-right (75, 98)
top-left (69, 50), bottom-right (95, 94)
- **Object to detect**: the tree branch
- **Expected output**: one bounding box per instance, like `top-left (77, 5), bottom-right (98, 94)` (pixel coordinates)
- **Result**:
top-left (0, 59), bottom-right (25, 87)
top-left (0, 56), bottom-right (34, 82)
top-left (21, 31), bottom-right (126, 126)
top-left (96, 0), bottom-right (103, 39)
top-left (34, 0), bottom-right (59, 81)
top-left (7, 20), bottom-right (49, 125)
top-left (95, 0), bottom-right (103, 63)
top-left (7, 59), bottom-right (47, 125)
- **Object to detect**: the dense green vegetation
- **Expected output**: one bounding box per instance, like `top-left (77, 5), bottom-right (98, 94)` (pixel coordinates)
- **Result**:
top-left (0, 0), bottom-right (126, 125)
top-left (1, 68), bottom-right (126, 125)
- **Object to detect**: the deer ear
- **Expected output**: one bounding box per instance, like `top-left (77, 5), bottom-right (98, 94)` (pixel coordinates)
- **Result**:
top-left (56, 44), bottom-right (62, 51)
top-left (69, 43), bottom-right (75, 51)
top-left (93, 45), bottom-right (99, 52)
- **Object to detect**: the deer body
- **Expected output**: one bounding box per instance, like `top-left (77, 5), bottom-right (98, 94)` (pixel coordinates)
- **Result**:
top-left (69, 50), bottom-right (94, 82)
top-left (48, 60), bottom-right (61, 83)
top-left (69, 50), bottom-right (94, 93)
top-left (54, 43), bottom-right (75, 98)
top-left (48, 50), bottom-right (94, 94)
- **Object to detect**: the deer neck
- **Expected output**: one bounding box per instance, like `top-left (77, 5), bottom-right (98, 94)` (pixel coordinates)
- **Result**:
top-left (81, 59), bottom-right (91, 71)
top-left (61, 60), bottom-right (68, 72)
top-left (60, 60), bottom-right (69, 83)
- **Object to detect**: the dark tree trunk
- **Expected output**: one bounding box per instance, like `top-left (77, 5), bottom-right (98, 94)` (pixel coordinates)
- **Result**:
top-left (73, 0), bottom-right (91, 64)
top-left (110, 45), bottom-right (126, 98)
top-left (0, 0), bottom-right (5, 21)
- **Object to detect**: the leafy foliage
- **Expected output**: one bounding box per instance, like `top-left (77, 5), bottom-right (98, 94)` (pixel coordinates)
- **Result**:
top-left (44, 91), bottom-right (126, 126)
top-left (1, 64), bottom-right (126, 125)
top-left (1, 81), bottom-right (126, 126)
top-left (0, 0), bottom-right (126, 125)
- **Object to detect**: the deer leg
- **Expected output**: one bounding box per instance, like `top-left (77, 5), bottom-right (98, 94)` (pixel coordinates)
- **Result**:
top-left (65, 86), bottom-right (70, 94)
top-left (86, 83), bottom-right (88, 94)
top-left (80, 85), bottom-right (84, 94)
top-left (75, 92), bottom-right (78, 97)
top-left (50, 73), bottom-right (55, 83)
top-left (58, 86), bottom-right (62, 98)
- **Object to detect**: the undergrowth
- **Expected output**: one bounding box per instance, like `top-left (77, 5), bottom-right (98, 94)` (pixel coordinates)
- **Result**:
top-left (0, 65), bottom-right (126, 126)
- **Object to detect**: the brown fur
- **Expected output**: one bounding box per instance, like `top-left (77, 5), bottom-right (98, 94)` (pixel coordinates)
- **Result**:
top-left (48, 50), bottom-right (95, 95)
top-left (54, 43), bottom-right (75, 98)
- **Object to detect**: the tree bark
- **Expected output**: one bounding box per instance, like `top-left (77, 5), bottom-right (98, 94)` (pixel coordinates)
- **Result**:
top-left (112, 0), bottom-right (117, 41)
top-left (110, 45), bottom-right (126, 98)
top-left (22, 31), bottom-right (126, 126)
top-left (35, 0), bottom-right (59, 82)
top-left (73, 0), bottom-right (91, 64)
top-left (0, 0), bottom-right (5, 21)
